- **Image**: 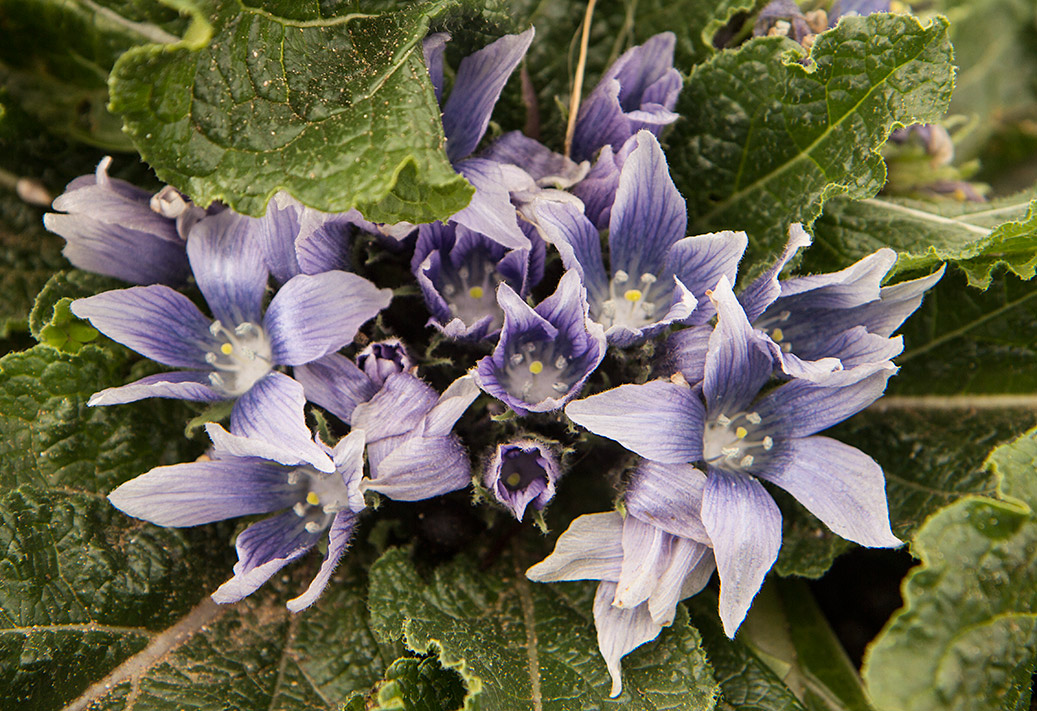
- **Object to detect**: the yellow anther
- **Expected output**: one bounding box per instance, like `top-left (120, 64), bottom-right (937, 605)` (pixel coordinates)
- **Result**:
top-left (220, 343), bottom-right (234, 355)
top-left (306, 492), bottom-right (320, 506)
top-left (771, 327), bottom-right (784, 343)
top-left (735, 426), bottom-right (748, 439)
top-left (528, 360), bottom-right (544, 375)
top-left (624, 289), bottom-right (643, 302)
top-left (506, 472), bottom-right (522, 488)
top-left (468, 286), bottom-right (485, 299)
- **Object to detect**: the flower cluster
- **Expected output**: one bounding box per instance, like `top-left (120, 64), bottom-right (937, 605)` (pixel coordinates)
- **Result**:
top-left (45, 26), bottom-right (942, 698)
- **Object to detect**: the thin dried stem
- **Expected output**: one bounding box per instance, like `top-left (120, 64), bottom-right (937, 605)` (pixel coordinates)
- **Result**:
top-left (563, 0), bottom-right (598, 158)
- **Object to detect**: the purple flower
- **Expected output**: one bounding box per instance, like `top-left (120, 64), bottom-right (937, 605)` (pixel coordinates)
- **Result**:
top-left (570, 33), bottom-right (682, 163)
top-left (43, 157), bottom-right (202, 286)
top-left (412, 220), bottom-right (545, 340)
top-left (753, 0), bottom-right (813, 41)
top-left (107, 376), bottom-right (365, 611)
top-left (474, 270), bottom-right (606, 415)
top-left (417, 30), bottom-right (536, 251)
top-left (71, 210), bottom-right (392, 412)
top-left (526, 503), bottom-right (715, 696)
top-left (739, 224), bottom-right (944, 380)
top-left (566, 276), bottom-right (902, 636)
top-left (483, 439), bottom-right (561, 521)
top-left (535, 131), bottom-right (747, 347)
top-left (350, 373), bottom-right (481, 501)
top-left (356, 338), bottom-right (414, 387)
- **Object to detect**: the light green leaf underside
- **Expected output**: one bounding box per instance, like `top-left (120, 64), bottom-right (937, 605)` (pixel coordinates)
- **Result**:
top-left (108, 0), bottom-right (474, 220)
top-left (862, 426), bottom-right (1037, 711)
top-left (812, 191), bottom-right (1037, 289)
top-left (369, 546), bottom-right (718, 710)
top-left (668, 13), bottom-right (955, 268)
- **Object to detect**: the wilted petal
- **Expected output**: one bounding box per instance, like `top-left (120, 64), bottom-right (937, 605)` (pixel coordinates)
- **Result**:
top-left (701, 469), bottom-right (782, 637)
top-left (526, 512), bottom-right (624, 582)
top-left (108, 459), bottom-right (298, 527)
top-left (594, 581), bottom-right (663, 698)
top-left (759, 436), bottom-right (901, 547)
top-left (614, 515), bottom-right (669, 609)
top-left (647, 538), bottom-right (712, 626)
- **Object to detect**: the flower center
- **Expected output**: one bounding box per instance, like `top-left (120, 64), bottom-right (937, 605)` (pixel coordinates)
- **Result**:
top-left (595, 270), bottom-right (663, 330)
top-left (500, 449), bottom-right (548, 491)
top-left (289, 468), bottom-right (355, 533)
top-left (503, 340), bottom-right (572, 404)
top-left (440, 249), bottom-right (506, 329)
top-left (753, 309), bottom-right (793, 353)
top-left (204, 320), bottom-right (273, 396)
top-left (702, 410), bottom-right (774, 473)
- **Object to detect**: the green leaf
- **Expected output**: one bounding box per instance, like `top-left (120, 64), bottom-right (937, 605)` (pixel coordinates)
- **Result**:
top-left (361, 656), bottom-right (467, 711)
top-left (862, 426), bottom-right (1037, 711)
top-left (688, 592), bottom-right (809, 711)
top-left (369, 546), bottom-right (719, 710)
top-left (0, 210), bottom-right (66, 339)
top-left (29, 270), bottom-right (122, 342)
top-left (626, 0), bottom-right (757, 69)
top-left (667, 13), bottom-right (955, 268)
top-left (108, 0), bottom-right (474, 220)
top-left (811, 191), bottom-right (1037, 289)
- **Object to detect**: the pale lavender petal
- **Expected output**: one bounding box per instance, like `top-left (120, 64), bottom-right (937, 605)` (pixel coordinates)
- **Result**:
top-left (647, 538), bottom-right (712, 626)
top-left (108, 459), bottom-right (298, 526)
top-left (332, 429), bottom-right (367, 514)
top-left (294, 353), bottom-right (378, 425)
top-left (756, 361), bottom-right (897, 438)
top-left (565, 380), bottom-right (704, 464)
top-left (701, 469), bottom-right (782, 637)
top-left (495, 282), bottom-right (559, 342)
top-left (614, 515), bottom-right (669, 609)
top-left (211, 511), bottom-right (320, 603)
top-left (295, 211), bottom-right (352, 276)
top-left (45, 212), bottom-right (190, 286)
top-left (625, 461), bottom-right (709, 543)
top-left (525, 512), bottom-right (624, 583)
top-left (286, 511), bottom-right (358, 612)
top-left (854, 265), bottom-right (945, 337)
top-left (482, 131), bottom-right (588, 186)
top-left (206, 419), bottom-right (334, 474)
top-left (758, 437), bottom-right (901, 548)
top-left (739, 223), bottom-right (812, 323)
top-left (703, 275), bottom-right (773, 415)
top-left (657, 326), bottom-right (710, 384)
top-left (571, 145), bottom-right (622, 228)
top-left (87, 371), bottom-right (222, 406)
top-left (187, 210), bottom-right (269, 326)
top-left (453, 159), bottom-right (531, 250)
top-left (265, 271), bottom-right (392, 366)
top-left (441, 28), bottom-right (534, 162)
top-left (230, 372), bottom-right (334, 472)
top-left (777, 248), bottom-right (896, 306)
top-left (663, 230), bottom-right (747, 325)
top-left (423, 374), bottom-right (480, 437)
top-left (608, 132), bottom-right (687, 280)
top-left (248, 192), bottom-right (304, 284)
top-left (594, 581), bottom-right (663, 698)
top-left (350, 372), bottom-right (438, 442)
top-left (71, 286), bottom-right (213, 368)
top-left (362, 433), bottom-right (471, 501)
top-left (772, 327), bottom-right (900, 377)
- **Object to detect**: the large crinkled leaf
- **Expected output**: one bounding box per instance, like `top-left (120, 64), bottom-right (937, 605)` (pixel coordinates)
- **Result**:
top-left (862, 426), bottom-right (1037, 711)
top-left (369, 546), bottom-right (718, 710)
top-left (668, 13), bottom-right (955, 268)
top-left (624, 0), bottom-right (757, 69)
top-left (775, 272), bottom-right (1037, 578)
top-left (348, 656), bottom-right (467, 711)
top-left (687, 593), bottom-right (808, 711)
top-left (811, 191), bottom-right (1037, 289)
top-left (108, 0), bottom-right (474, 220)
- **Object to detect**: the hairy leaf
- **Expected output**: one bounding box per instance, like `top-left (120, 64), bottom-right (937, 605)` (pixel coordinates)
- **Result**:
top-left (108, 0), bottom-right (473, 220)
top-left (811, 192), bottom-right (1037, 289)
top-left (862, 426), bottom-right (1037, 711)
top-left (369, 546), bottom-right (718, 710)
top-left (668, 13), bottom-right (955, 268)
top-left (355, 656), bottom-right (467, 711)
